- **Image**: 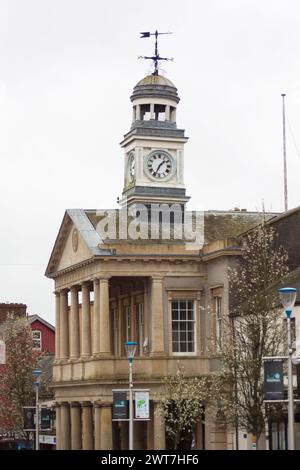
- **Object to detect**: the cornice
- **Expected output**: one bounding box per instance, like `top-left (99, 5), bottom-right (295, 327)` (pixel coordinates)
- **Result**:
top-left (202, 248), bottom-right (242, 262)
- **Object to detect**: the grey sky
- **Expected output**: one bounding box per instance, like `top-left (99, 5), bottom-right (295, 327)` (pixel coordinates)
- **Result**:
top-left (1, 0), bottom-right (300, 323)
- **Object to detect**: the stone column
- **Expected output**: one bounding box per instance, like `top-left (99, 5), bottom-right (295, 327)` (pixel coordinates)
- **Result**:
top-left (93, 278), bottom-right (100, 355)
top-left (70, 402), bottom-right (82, 450)
top-left (60, 402), bottom-right (71, 450)
top-left (165, 105), bottom-right (170, 121)
top-left (136, 104), bottom-right (141, 120)
top-left (206, 416), bottom-right (227, 450)
top-left (150, 103), bottom-right (155, 120)
top-left (70, 286), bottom-right (80, 359)
top-left (94, 402), bottom-right (101, 450)
top-left (100, 403), bottom-right (113, 450)
top-left (82, 402), bottom-right (94, 450)
top-left (99, 277), bottom-right (112, 355)
top-left (153, 401), bottom-right (165, 450)
top-left (117, 288), bottom-right (122, 356)
top-left (150, 277), bottom-right (165, 356)
top-left (120, 423), bottom-right (128, 450)
top-left (59, 289), bottom-right (69, 359)
top-left (171, 107), bottom-right (177, 123)
top-left (55, 403), bottom-right (61, 450)
top-left (147, 401), bottom-right (154, 450)
top-left (54, 291), bottom-right (60, 360)
top-left (130, 283), bottom-right (135, 343)
top-left (143, 280), bottom-right (149, 354)
top-left (81, 282), bottom-right (91, 357)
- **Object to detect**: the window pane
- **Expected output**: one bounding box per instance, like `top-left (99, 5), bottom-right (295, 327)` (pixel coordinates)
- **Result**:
top-left (172, 331), bottom-right (179, 343)
top-left (188, 331), bottom-right (194, 342)
top-left (172, 311), bottom-right (178, 321)
top-left (187, 311), bottom-right (194, 320)
top-left (180, 331), bottom-right (186, 342)
top-left (180, 310), bottom-right (187, 321)
top-left (172, 299), bottom-right (195, 354)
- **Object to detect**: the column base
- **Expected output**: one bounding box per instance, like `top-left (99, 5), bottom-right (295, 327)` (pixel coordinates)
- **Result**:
top-left (68, 356), bottom-right (81, 362)
top-left (96, 352), bottom-right (114, 357)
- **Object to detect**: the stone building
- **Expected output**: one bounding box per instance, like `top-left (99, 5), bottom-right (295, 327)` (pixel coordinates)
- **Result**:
top-left (0, 303), bottom-right (26, 324)
top-left (46, 73), bottom-right (267, 450)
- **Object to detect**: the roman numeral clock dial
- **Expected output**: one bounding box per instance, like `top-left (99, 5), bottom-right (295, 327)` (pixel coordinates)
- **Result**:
top-left (146, 151), bottom-right (173, 179)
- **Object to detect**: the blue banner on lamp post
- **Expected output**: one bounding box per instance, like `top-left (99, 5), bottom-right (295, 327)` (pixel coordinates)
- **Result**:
top-left (264, 360), bottom-right (284, 400)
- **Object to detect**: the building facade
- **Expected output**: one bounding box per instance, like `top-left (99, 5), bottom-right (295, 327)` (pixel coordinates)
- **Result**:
top-left (28, 314), bottom-right (55, 354)
top-left (46, 73), bottom-right (266, 450)
top-left (0, 303), bottom-right (27, 324)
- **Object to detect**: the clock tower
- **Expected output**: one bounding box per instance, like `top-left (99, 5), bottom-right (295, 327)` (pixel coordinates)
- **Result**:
top-left (120, 73), bottom-right (190, 208)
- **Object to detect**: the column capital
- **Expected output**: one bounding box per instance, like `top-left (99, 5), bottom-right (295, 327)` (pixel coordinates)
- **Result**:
top-left (99, 276), bottom-right (111, 283)
top-left (152, 399), bottom-right (162, 406)
top-left (70, 284), bottom-right (80, 292)
top-left (93, 400), bottom-right (102, 408)
top-left (152, 276), bottom-right (164, 282)
top-left (81, 401), bottom-right (93, 408)
top-left (60, 287), bottom-right (69, 293)
top-left (81, 280), bottom-right (91, 288)
top-left (100, 402), bottom-right (112, 408)
top-left (92, 277), bottom-right (100, 285)
top-left (70, 401), bottom-right (81, 408)
top-left (60, 401), bottom-right (70, 407)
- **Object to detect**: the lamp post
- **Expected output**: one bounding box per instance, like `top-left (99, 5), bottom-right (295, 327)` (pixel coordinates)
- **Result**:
top-left (279, 287), bottom-right (297, 450)
top-left (32, 369), bottom-right (42, 451)
top-left (125, 341), bottom-right (137, 451)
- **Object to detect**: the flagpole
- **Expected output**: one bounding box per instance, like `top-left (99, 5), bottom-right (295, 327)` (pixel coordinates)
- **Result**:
top-left (281, 93), bottom-right (288, 212)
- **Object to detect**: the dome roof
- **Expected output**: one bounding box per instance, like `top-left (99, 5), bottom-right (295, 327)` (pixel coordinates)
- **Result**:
top-left (131, 74), bottom-right (180, 103)
top-left (135, 74), bottom-right (176, 88)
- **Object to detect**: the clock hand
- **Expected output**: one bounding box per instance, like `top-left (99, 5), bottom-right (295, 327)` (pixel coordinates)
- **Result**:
top-left (154, 160), bottom-right (165, 176)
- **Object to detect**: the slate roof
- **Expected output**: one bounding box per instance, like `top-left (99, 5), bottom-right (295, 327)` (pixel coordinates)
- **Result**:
top-left (46, 207), bottom-right (279, 277)
top-left (38, 354), bottom-right (55, 384)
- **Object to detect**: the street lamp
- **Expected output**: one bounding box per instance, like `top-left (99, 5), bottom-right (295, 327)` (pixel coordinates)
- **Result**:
top-left (32, 369), bottom-right (42, 451)
top-left (279, 287), bottom-right (297, 450)
top-left (125, 341), bottom-right (137, 451)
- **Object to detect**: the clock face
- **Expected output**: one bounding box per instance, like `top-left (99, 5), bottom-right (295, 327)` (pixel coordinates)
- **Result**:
top-left (147, 151), bottom-right (173, 179)
top-left (128, 152), bottom-right (135, 181)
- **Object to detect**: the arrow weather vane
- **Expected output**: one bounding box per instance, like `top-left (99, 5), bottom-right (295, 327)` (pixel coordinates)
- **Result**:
top-left (139, 30), bottom-right (173, 75)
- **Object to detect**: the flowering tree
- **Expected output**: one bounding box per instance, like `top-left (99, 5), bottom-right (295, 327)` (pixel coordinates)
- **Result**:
top-left (161, 364), bottom-right (213, 450)
top-left (0, 315), bottom-right (39, 433)
top-left (213, 224), bottom-right (289, 446)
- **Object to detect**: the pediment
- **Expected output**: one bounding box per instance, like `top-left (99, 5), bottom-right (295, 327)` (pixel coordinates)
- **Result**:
top-left (57, 222), bottom-right (92, 272)
top-left (45, 209), bottom-right (110, 277)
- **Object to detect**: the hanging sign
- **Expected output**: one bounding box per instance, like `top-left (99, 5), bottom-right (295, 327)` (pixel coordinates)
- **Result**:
top-left (0, 340), bottom-right (6, 364)
top-left (113, 391), bottom-right (128, 420)
top-left (23, 407), bottom-right (36, 431)
top-left (264, 360), bottom-right (284, 400)
top-left (135, 391), bottom-right (149, 419)
top-left (40, 408), bottom-right (52, 430)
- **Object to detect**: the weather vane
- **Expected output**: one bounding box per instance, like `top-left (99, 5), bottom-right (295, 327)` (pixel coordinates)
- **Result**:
top-left (139, 30), bottom-right (173, 76)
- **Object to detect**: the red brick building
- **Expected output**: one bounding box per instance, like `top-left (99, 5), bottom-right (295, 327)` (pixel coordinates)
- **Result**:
top-left (28, 315), bottom-right (55, 354)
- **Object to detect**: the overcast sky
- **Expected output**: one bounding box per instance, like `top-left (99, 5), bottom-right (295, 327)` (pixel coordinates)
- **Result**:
top-left (1, 0), bottom-right (300, 323)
